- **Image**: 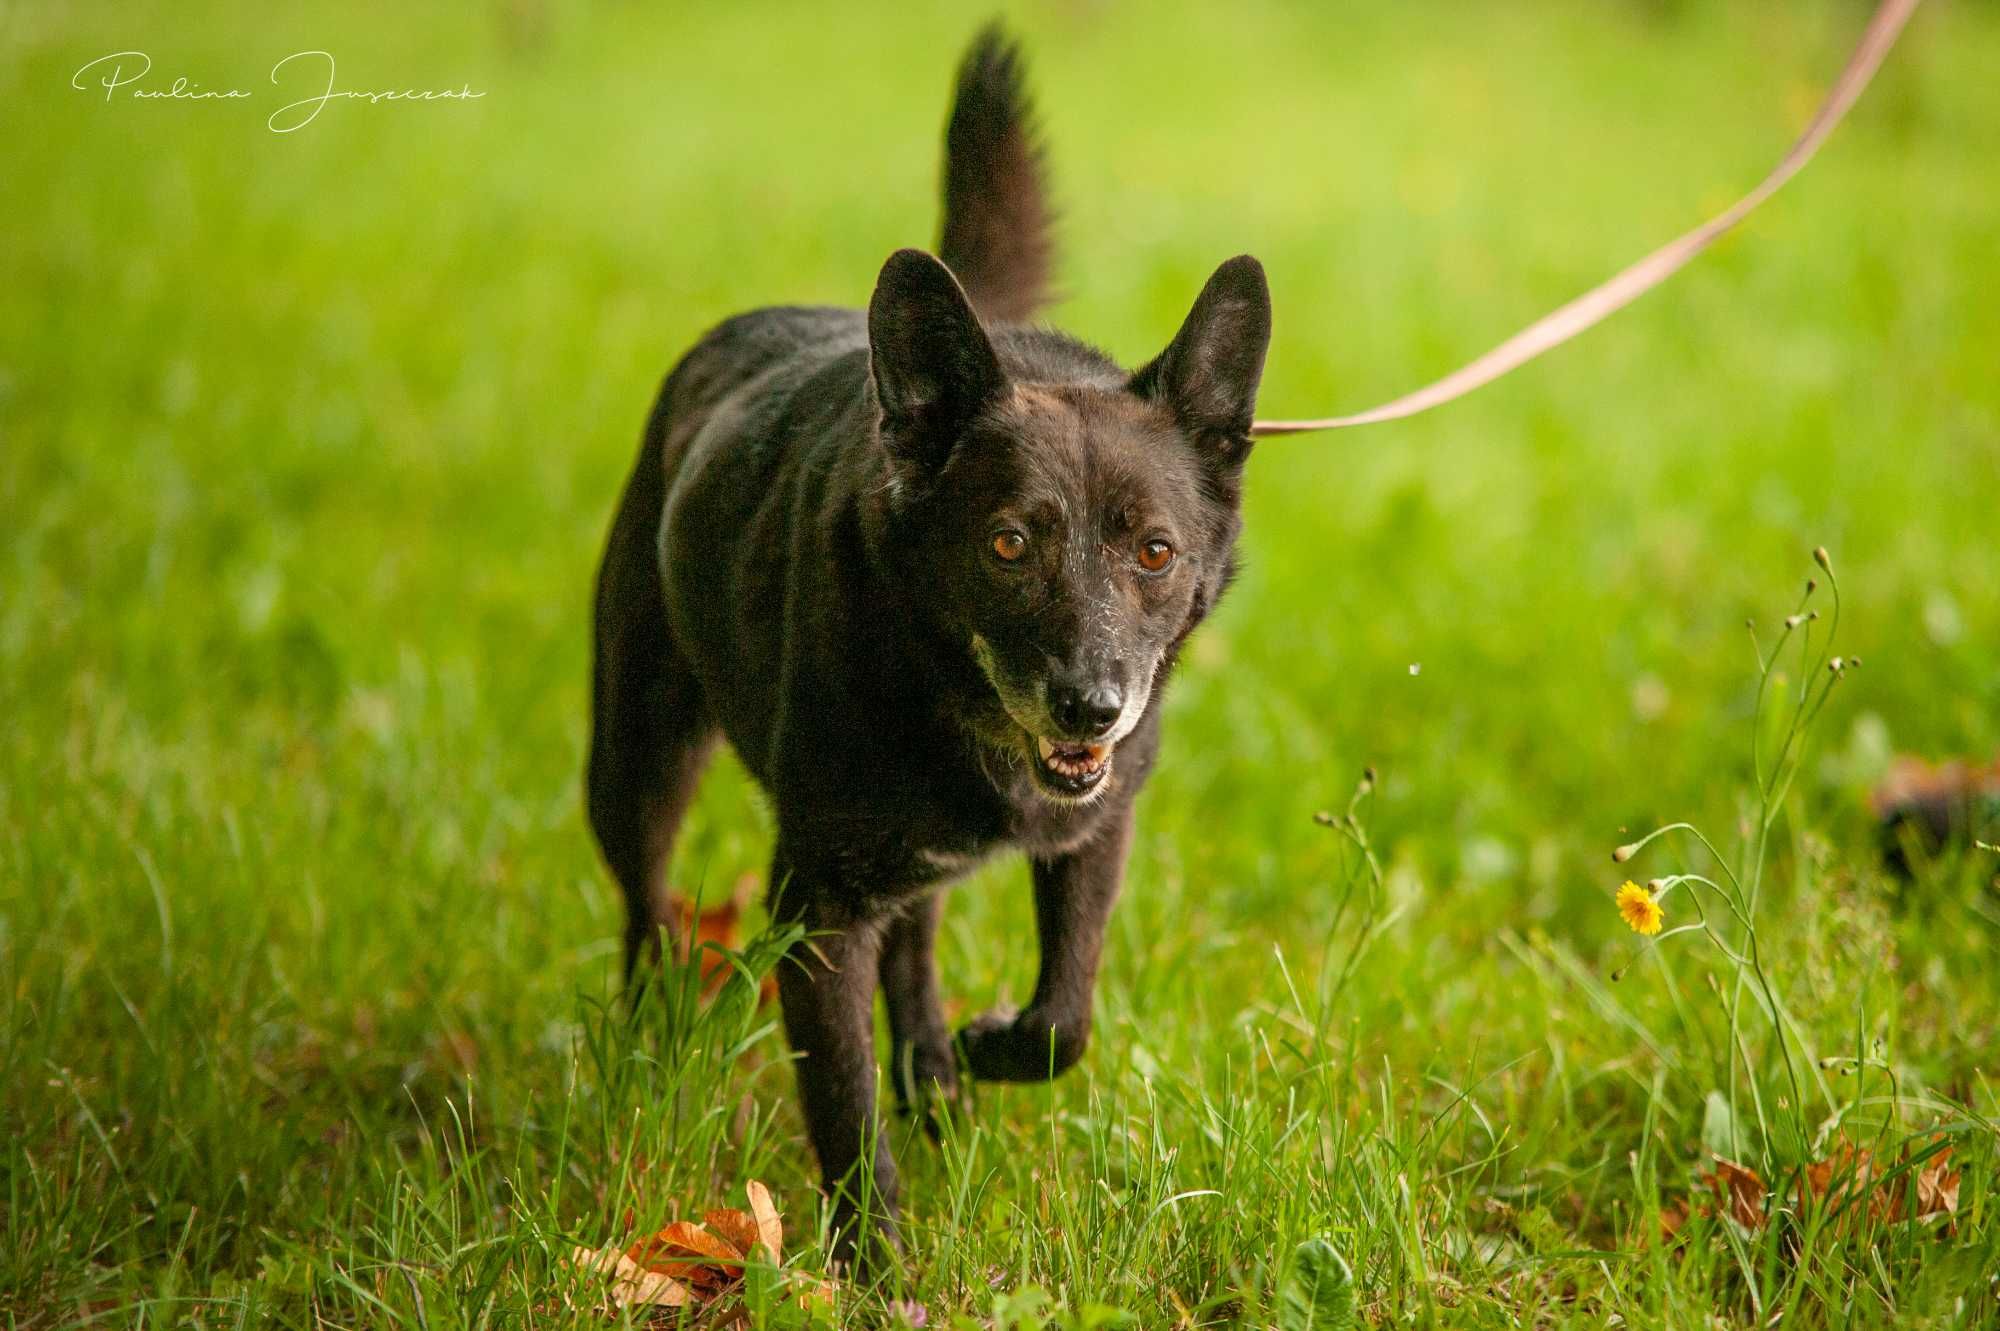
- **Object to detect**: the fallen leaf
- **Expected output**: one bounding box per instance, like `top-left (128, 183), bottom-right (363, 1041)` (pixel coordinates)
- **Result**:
top-left (795, 1272), bottom-right (839, 1313)
top-left (703, 1207), bottom-right (762, 1262)
top-left (571, 1244), bottom-right (691, 1312)
top-left (571, 1180), bottom-right (803, 1324)
top-left (666, 874), bottom-right (777, 1005)
top-left (1872, 754), bottom-right (2000, 866)
top-left (1797, 1137), bottom-right (1960, 1228)
top-left (1870, 754), bottom-right (2000, 818)
top-left (1702, 1157), bottom-right (1768, 1230)
top-left (1663, 1136), bottom-right (1961, 1256)
top-left (747, 1178), bottom-right (783, 1264)
top-left (1912, 1145), bottom-right (1959, 1223)
top-left (627, 1219), bottom-right (743, 1289)
top-left (1802, 1154), bottom-right (1833, 1201)
top-left (1797, 1140), bottom-right (1881, 1218)
top-left (437, 1028), bottom-right (479, 1076)
top-left (1657, 1197), bottom-right (1691, 1243)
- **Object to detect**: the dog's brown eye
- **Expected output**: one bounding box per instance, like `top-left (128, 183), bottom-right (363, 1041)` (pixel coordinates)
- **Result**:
top-left (992, 530), bottom-right (1027, 562)
top-left (1138, 539), bottom-right (1175, 573)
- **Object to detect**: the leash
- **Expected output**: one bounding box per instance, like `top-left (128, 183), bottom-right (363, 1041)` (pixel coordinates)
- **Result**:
top-left (1249, 0), bottom-right (1921, 437)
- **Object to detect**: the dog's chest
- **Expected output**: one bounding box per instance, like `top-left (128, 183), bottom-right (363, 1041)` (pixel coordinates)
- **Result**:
top-left (812, 780), bottom-right (1103, 910)
top-left (903, 777), bottom-right (1104, 879)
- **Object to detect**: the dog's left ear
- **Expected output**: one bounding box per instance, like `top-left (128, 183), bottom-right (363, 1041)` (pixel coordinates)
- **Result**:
top-left (868, 248), bottom-right (1005, 476)
top-left (1129, 255), bottom-right (1271, 469)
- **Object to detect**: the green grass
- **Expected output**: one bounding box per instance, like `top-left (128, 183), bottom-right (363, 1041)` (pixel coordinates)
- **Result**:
top-left (4, 0), bottom-right (1998, 1325)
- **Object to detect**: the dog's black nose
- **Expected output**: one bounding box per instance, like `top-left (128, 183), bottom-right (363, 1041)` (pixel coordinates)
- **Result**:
top-left (1050, 682), bottom-right (1123, 737)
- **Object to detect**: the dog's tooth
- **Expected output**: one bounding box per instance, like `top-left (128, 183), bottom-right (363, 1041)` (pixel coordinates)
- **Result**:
top-left (1037, 737), bottom-right (1055, 761)
top-left (1085, 744), bottom-right (1106, 762)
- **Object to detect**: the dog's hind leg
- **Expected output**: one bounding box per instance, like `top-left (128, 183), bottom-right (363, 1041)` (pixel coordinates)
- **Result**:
top-left (587, 427), bottom-right (718, 984)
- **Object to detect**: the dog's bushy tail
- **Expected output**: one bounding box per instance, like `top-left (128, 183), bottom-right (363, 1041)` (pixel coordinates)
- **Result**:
top-left (937, 23), bottom-right (1053, 325)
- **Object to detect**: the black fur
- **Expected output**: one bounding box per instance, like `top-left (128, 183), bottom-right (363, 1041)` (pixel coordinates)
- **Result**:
top-left (586, 26), bottom-right (1270, 1264)
top-left (937, 22), bottom-right (1054, 324)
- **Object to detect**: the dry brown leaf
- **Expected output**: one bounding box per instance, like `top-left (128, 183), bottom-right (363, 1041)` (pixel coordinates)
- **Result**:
top-left (1870, 754), bottom-right (2000, 818)
top-left (1798, 1141), bottom-right (1882, 1218)
top-left (437, 1028), bottom-right (479, 1076)
top-left (572, 1179), bottom-right (806, 1323)
top-left (667, 874), bottom-right (777, 1004)
top-left (1912, 1146), bottom-right (1960, 1223)
top-left (1661, 1136), bottom-right (1962, 1256)
top-left (795, 1272), bottom-right (839, 1313)
top-left (571, 1244), bottom-right (692, 1312)
top-left (1657, 1197), bottom-right (1691, 1243)
top-left (1798, 1138), bottom-right (1957, 1227)
top-left (627, 1219), bottom-right (743, 1289)
top-left (747, 1178), bottom-right (784, 1264)
top-left (1872, 754), bottom-right (2000, 862)
top-left (703, 1207), bottom-right (763, 1261)
top-left (1703, 1157), bottom-right (1768, 1230)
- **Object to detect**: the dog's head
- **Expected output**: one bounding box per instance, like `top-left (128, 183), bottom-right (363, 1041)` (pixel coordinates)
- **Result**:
top-left (866, 248), bottom-right (1270, 802)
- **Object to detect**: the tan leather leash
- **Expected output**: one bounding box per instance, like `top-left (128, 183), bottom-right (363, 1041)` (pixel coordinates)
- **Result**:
top-left (1250, 0), bottom-right (1921, 437)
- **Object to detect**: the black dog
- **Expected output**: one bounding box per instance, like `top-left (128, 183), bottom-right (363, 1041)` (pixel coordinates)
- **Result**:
top-left (587, 25), bottom-right (1270, 1260)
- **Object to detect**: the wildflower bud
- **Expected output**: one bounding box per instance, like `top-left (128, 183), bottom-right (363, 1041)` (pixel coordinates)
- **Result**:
top-left (1312, 811), bottom-right (1335, 827)
top-left (1784, 614), bottom-right (1804, 630)
top-left (1805, 579), bottom-right (1817, 595)
top-left (1813, 546), bottom-right (1833, 574)
top-left (1612, 842), bottom-right (1639, 863)
top-left (1847, 656), bottom-right (1862, 668)
top-left (1647, 877), bottom-right (1667, 891)
top-left (1828, 657), bottom-right (1844, 673)
top-left (1359, 766), bottom-right (1377, 793)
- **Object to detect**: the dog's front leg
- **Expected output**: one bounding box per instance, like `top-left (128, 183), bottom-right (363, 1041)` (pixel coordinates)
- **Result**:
top-left (879, 890), bottom-right (958, 1131)
top-left (960, 809), bottom-right (1132, 1082)
top-left (772, 876), bottom-right (900, 1265)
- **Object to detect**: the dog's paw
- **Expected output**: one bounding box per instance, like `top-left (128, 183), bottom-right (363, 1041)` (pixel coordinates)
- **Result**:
top-left (956, 1003), bottom-right (1020, 1045)
top-left (826, 1196), bottom-right (905, 1276)
top-left (956, 1005), bottom-right (1089, 1083)
top-left (954, 1004), bottom-right (1023, 1072)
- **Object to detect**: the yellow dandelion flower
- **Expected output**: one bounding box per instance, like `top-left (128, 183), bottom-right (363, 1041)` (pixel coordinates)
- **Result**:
top-left (1617, 881), bottom-right (1664, 936)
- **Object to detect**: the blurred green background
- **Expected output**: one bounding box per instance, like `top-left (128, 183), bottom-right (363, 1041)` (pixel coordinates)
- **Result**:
top-left (3, 1), bottom-right (1997, 1325)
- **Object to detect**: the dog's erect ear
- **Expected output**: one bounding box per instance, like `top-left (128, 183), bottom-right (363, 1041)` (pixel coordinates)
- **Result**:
top-left (868, 248), bottom-right (1005, 474)
top-left (1129, 255), bottom-right (1271, 468)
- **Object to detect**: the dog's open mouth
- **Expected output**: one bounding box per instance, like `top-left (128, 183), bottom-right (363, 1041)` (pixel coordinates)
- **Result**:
top-left (1027, 733), bottom-right (1112, 797)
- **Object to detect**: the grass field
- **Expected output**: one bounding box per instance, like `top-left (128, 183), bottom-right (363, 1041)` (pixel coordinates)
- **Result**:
top-left (5, 0), bottom-right (1999, 1325)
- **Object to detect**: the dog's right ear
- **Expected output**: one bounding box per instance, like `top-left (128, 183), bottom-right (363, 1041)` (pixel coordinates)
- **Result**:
top-left (868, 248), bottom-right (1005, 475)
